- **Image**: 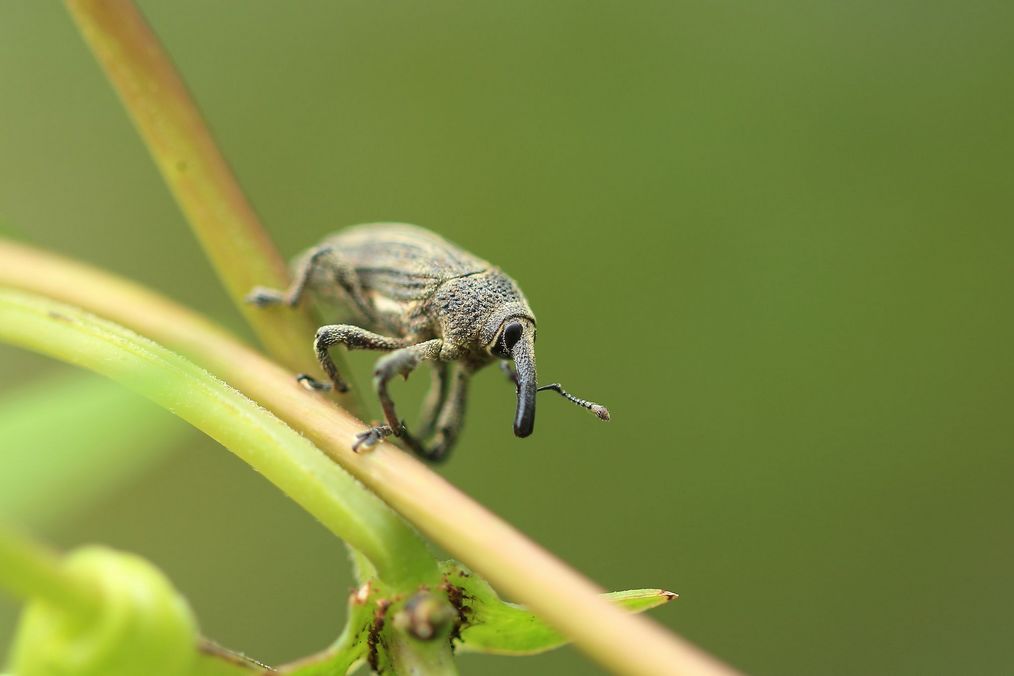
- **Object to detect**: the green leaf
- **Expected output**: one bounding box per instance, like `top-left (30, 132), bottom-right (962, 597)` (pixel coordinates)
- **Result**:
top-left (0, 372), bottom-right (188, 528)
top-left (443, 562), bottom-right (677, 656)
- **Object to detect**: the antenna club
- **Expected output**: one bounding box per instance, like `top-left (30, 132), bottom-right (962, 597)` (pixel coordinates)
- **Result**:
top-left (537, 383), bottom-right (610, 421)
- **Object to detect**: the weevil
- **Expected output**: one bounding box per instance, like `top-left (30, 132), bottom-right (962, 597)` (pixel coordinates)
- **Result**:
top-left (247, 223), bottom-right (609, 462)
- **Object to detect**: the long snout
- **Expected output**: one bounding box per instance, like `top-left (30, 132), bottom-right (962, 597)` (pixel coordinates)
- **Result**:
top-left (510, 335), bottom-right (537, 437)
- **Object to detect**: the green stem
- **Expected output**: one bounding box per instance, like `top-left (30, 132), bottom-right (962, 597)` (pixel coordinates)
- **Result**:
top-left (0, 522), bottom-right (98, 619)
top-left (348, 547), bottom-right (377, 585)
top-left (0, 289), bottom-right (436, 589)
top-left (387, 634), bottom-right (458, 676)
top-left (62, 0), bottom-right (362, 412)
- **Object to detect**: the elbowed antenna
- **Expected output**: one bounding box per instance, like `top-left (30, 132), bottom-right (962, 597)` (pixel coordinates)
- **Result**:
top-left (537, 383), bottom-right (610, 421)
top-left (510, 331), bottom-right (537, 437)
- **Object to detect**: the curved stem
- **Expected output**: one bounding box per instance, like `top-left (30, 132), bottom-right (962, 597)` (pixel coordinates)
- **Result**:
top-left (0, 288), bottom-right (436, 590)
top-left (0, 522), bottom-right (99, 619)
top-left (0, 240), bottom-right (737, 676)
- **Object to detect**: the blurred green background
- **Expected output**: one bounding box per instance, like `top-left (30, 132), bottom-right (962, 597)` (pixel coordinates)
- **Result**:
top-left (2, 2), bottom-right (1013, 674)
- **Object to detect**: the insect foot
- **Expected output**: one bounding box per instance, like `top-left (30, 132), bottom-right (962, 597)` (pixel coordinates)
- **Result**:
top-left (296, 373), bottom-right (333, 392)
top-left (353, 424), bottom-right (397, 452)
top-left (243, 286), bottom-right (285, 307)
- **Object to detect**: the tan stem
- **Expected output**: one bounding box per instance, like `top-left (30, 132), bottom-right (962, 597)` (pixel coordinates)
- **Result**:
top-left (62, 0), bottom-right (360, 411)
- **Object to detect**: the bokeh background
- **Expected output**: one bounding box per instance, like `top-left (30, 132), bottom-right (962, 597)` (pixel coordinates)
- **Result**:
top-left (2, 2), bottom-right (1013, 674)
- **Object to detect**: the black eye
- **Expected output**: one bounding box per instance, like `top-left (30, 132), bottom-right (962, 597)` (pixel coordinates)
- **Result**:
top-left (502, 322), bottom-right (523, 351)
top-left (500, 322), bottom-right (523, 355)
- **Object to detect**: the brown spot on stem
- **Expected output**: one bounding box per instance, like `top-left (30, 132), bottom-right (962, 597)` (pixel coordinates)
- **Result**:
top-left (440, 579), bottom-right (472, 644)
top-left (367, 599), bottom-right (391, 673)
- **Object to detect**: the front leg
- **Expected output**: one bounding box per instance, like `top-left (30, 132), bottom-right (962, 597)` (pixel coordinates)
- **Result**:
top-left (372, 339), bottom-right (444, 432)
top-left (309, 324), bottom-right (408, 393)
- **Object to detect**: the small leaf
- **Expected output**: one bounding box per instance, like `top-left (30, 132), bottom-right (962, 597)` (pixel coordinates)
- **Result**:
top-left (601, 588), bottom-right (680, 613)
top-left (442, 562), bottom-right (677, 656)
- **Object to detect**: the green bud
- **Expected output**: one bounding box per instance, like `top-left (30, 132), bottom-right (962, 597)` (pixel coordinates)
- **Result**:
top-left (9, 546), bottom-right (198, 676)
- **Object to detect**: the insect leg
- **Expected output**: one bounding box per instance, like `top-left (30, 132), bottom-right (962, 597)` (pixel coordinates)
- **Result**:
top-left (331, 262), bottom-right (376, 323)
top-left (308, 324), bottom-right (408, 393)
top-left (352, 424), bottom-right (397, 452)
top-left (416, 362), bottom-right (451, 440)
top-left (245, 246), bottom-right (335, 307)
top-left (372, 339), bottom-right (444, 432)
top-left (400, 363), bottom-right (470, 463)
top-left (499, 360), bottom-right (519, 387)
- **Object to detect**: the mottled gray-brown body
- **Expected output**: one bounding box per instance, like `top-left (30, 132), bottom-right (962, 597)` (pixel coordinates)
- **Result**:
top-left (247, 223), bottom-right (608, 462)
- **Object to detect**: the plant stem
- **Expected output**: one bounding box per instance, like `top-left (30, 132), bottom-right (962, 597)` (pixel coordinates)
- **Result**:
top-left (0, 522), bottom-right (98, 619)
top-left (0, 239), bottom-right (738, 676)
top-left (387, 633), bottom-right (458, 676)
top-left (62, 0), bottom-right (352, 396)
top-left (0, 288), bottom-right (436, 590)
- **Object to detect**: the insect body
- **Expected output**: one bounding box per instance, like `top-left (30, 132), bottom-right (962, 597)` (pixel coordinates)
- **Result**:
top-left (247, 223), bottom-right (608, 462)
